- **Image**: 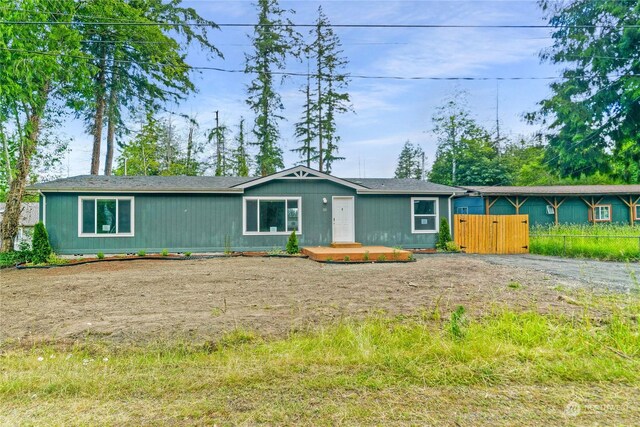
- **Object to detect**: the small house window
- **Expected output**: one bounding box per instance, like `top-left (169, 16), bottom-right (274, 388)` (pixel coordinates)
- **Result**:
top-left (593, 205), bottom-right (611, 222)
top-left (456, 206), bottom-right (468, 214)
top-left (79, 197), bottom-right (134, 237)
top-left (411, 197), bottom-right (439, 233)
top-left (635, 205), bottom-right (640, 221)
top-left (244, 197), bottom-right (301, 235)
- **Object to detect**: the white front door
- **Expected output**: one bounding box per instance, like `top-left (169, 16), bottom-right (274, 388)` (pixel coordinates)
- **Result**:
top-left (332, 197), bottom-right (355, 243)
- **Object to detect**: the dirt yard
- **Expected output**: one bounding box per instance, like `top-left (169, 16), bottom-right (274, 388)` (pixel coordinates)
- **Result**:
top-left (0, 254), bottom-right (605, 346)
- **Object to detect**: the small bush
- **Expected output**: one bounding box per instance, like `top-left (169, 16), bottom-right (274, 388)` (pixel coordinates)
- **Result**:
top-left (436, 218), bottom-right (452, 250)
top-left (445, 241), bottom-right (461, 252)
top-left (377, 254), bottom-right (387, 262)
top-left (343, 255), bottom-right (350, 262)
top-left (137, 250), bottom-right (146, 257)
top-left (363, 251), bottom-right (370, 261)
top-left (97, 252), bottom-right (105, 260)
top-left (46, 253), bottom-right (68, 265)
top-left (286, 231), bottom-right (299, 254)
top-left (31, 222), bottom-right (52, 264)
top-left (161, 248), bottom-right (169, 257)
top-left (184, 252), bottom-right (192, 257)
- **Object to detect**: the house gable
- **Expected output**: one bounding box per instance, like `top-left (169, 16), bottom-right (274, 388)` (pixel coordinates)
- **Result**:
top-left (232, 166), bottom-right (367, 192)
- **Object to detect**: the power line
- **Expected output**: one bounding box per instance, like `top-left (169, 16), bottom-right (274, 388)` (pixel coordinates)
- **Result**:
top-left (1, 20), bottom-right (639, 30)
top-left (0, 47), bottom-right (579, 81)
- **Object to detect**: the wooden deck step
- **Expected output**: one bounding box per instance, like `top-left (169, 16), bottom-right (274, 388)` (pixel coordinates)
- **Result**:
top-left (330, 242), bottom-right (363, 248)
top-left (302, 246), bottom-right (411, 262)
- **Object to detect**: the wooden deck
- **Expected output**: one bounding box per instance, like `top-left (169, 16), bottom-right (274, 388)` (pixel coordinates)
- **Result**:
top-left (302, 246), bottom-right (412, 262)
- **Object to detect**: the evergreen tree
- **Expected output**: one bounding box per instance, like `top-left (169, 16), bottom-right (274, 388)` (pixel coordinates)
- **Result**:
top-left (206, 115), bottom-right (230, 176)
top-left (245, 0), bottom-right (299, 176)
top-left (232, 118), bottom-right (251, 177)
top-left (530, 0), bottom-right (640, 183)
top-left (307, 6), bottom-right (350, 173)
top-left (77, 0), bottom-right (222, 175)
top-left (394, 141), bottom-right (425, 179)
top-left (292, 53), bottom-right (319, 168)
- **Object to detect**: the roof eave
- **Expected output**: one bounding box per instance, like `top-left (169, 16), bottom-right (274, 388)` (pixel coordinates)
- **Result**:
top-left (33, 188), bottom-right (245, 194)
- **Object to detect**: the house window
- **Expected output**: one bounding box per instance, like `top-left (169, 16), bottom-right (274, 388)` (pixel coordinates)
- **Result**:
top-left (456, 206), bottom-right (468, 214)
top-left (635, 205), bottom-right (640, 221)
top-left (244, 197), bottom-right (301, 235)
top-left (593, 204), bottom-right (611, 222)
top-left (411, 197), bottom-right (439, 233)
top-left (79, 197), bottom-right (134, 237)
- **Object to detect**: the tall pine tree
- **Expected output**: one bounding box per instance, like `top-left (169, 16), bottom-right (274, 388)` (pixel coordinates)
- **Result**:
top-left (232, 118), bottom-right (251, 177)
top-left (245, 0), bottom-right (299, 176)
top-left (292, 53), bottom-right (318, 168)
top-left (394, 141), bottom-right (425, 179)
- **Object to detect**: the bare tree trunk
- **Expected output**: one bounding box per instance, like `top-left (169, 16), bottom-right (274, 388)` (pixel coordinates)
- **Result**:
top-left (90, 48), bottom-right (107, 175)
top-left (103, 71), bottom-right (118, 175)
top-left (1, 85), bottom-right (48, 251)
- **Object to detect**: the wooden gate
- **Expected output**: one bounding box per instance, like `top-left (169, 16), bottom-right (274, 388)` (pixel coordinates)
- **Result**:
top-left (454, 214), bottom-right (530, 254)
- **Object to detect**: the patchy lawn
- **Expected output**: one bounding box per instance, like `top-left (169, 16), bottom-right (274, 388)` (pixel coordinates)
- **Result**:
top-left (0, 254), bottom-right (613, 345)
top-left (1, 255), bottom-right (638, 425)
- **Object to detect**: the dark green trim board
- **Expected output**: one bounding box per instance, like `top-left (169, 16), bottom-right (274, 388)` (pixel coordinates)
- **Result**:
top-left (40, 178), bottom-right (454, 255)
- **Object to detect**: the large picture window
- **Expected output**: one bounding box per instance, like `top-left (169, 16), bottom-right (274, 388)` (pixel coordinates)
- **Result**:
top-left (244, 197), bottom-right (301, 235)
top-left (79, 197), bottom-right (134, 237)
top-left (411, 197), bottom-right (439, 233)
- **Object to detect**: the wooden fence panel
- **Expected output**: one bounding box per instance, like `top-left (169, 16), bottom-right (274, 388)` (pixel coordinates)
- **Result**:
top-left (454, 214), bottom-right (529, 254)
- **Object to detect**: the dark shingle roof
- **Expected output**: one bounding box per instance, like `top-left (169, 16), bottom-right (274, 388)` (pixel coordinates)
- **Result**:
top-left (346, 178), bottom-right (460, 193)
top-left (30, 175), bottom-right (253, 192)
top-left (464, 185), bottom-right (640, 196)
top-left (28, 174), bottom-right (461, 194)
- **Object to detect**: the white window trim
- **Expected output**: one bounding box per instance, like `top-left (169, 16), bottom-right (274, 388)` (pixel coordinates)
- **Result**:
top-left (78, 196), bottom-right (135, 237)
top-left (411, 197), bottom-right (439, 234)
top-left (635, 205), bottom-right (640, 221)
top-left (593, 204), bottom-right (611, 222)
top-left (243, 196), bottom-right (302, 236)
top-left (456, 206), bottom-right (469, 214)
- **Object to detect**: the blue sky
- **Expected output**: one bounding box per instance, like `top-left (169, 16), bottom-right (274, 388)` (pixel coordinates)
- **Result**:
top-left (61, 0), bottom-right (561, 178)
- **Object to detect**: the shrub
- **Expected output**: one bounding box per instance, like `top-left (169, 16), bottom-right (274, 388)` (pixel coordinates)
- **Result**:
top-left (184, 252), bottom-right (192, 257)
top-left (363, 251), bottom-right (370, 261)
top-left (97, 252), bottom-right (105, 260)
top-left (377, 254), bottom-right (387, 262)
top-left (445, 241), bottom-right (461, 252)
top-left (137, 250), bottom-right (146, 257)
top-left (343, 255), bottom-right (350, 262)
top-left (161, 248), bottom-right (169, 257)
top-left (286, 231), bottom-right (299, 254)
top-left (436, 218), bottom-right (452, 250)
top-left (31, 222), bottom-right (52, 264)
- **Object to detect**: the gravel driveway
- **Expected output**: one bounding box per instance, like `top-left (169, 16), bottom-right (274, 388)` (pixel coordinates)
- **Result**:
top-left (474, 254), bottom-right (640, 293)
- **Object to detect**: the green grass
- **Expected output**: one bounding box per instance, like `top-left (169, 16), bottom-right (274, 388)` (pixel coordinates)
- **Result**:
top-left (531, 224), bottom-right (640, 261)
top-left (1, 302), bottom-right (638, 424)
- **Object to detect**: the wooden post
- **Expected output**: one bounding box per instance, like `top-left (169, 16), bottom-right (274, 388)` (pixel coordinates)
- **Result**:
top-left (485, 196), bottom-right (499, 215)
top-left (505, 196), bottom-right (529, 215)
top-left (543, 196), bottom-right (566, 226)
top-left (618, 195), bottom-right (640, 226)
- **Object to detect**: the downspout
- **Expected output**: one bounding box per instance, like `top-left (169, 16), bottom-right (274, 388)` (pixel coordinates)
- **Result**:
top-left (448, 193), bottom-right (455, 238)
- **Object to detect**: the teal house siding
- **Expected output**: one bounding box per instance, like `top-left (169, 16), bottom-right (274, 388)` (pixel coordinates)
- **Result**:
top-left (455, 194), bottom-right (638, 227)
top-left (38, 173), bottom-right (455, 255)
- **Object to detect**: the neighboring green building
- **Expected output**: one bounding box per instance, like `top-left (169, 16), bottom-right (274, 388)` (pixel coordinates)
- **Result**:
top-left (30, 166), bottom-right (461, 255)
top-left (454, 185), bottom-right (640, 227)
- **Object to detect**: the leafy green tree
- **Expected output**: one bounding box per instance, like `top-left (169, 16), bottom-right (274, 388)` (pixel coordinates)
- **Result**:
top-left (245, 0), bottom-right (299, 176)
top-left (436, 218), bottom-right (452, 250)
top-left (0, 0), bottom-right (90, 251)
top-left (531, 0), bottom-right (640, 183)
top-left (394, 141), bottom-right (424, 179)
top-left (76, 0), bottom-right (222, 175)
top-left (429, 94), bottom-right (508, 186)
